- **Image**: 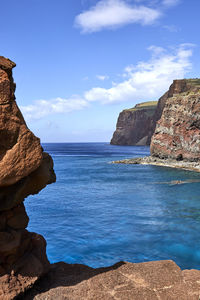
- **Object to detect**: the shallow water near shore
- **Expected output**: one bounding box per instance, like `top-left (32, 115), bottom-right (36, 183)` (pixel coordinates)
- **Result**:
top-left (26, 143), bottom-right (200, 270)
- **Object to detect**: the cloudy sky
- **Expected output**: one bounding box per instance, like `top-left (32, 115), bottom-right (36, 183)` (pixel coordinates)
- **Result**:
top-left (1, 0), bottom-right (200, 142)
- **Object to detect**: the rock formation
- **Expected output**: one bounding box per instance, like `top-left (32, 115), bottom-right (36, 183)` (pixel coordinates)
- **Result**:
top-left (110, 101), bottom-right (157, 146)
top-left (0, 56), bottom-right (56, 300)
top-left (110, 79), bottom-right (200, 147)
top-left (1, 56), bottom-right (200, 299)
top-left (151, 79), bottom-right (200, 160)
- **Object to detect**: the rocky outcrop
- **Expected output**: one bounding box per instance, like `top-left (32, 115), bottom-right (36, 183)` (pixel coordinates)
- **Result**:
top-left (0, 56), bottom-right (56, 300)
top-left (23, 260), bottom-right (200, 300)
top-left (110, 79), bottom-right (200, 147)
top-left (110, 101), bottom-right (157, 146)
top-left (151, 79), bottom-right (200, 161)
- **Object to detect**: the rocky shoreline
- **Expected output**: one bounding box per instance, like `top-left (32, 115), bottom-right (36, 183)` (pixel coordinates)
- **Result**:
top-left (112, 156), bottom-right (200, 173)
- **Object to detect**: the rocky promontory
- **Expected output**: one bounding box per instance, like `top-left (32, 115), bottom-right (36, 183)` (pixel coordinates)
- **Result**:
top-left (0, 56), bottom-right (56, 300)
top-left (1, 57), bottom-right (200, 299)
top-left (110, 79), bottom-right (198, 147)
top-left (113, 79), bottom-right (200, 170)
top-left (110, 101), bottom-right (157, 146)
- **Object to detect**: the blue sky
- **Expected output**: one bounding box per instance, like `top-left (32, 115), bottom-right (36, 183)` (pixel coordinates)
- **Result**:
top-left (1, 0), bottom-right (200, 142)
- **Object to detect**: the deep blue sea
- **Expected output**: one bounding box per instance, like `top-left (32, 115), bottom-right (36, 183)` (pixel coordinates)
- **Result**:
top-left (26, 143), bottom-right (200, 270)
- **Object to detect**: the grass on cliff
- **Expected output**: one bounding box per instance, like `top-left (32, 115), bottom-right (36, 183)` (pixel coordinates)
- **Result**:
top-left (187, 78), bottom-right (200, 87)
top-left (125, 101), bottom-right (158, 112)
top-left (124, 101), bottom-right (158, 117)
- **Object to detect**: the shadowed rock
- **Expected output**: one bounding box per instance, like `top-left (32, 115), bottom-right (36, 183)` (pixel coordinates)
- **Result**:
top-left (110, 101), bottom-right (157, 146)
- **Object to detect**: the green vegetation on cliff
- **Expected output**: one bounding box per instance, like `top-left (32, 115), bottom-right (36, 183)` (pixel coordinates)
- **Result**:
top-left (187, 78), bottom-right (200, 87)
top-left (124, 101), bottom-right (158, 117)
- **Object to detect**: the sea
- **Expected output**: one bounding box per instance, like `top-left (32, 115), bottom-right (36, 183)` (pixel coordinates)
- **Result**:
top-left (26, 143), bottom-right (200, 270)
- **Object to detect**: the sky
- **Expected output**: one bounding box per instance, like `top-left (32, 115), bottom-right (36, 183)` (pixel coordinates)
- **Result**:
top-left (1, 0), bottom-right (200, 142)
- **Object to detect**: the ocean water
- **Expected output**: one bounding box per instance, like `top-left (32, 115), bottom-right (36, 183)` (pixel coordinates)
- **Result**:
top-left (26, 143), bottom-right (200, 270)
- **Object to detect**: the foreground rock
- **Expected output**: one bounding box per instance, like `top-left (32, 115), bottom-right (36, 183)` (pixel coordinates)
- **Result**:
top-left (22, 260), bottom-right (200, 300)
top-left (0, 56), bottom-right (56, 300)
top-left (151, 79), bottom-right (200, 161)
top-left (110, 101), bottom-right (157, 146)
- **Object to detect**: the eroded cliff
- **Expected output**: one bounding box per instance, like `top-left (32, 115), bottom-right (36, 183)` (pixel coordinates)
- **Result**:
top-left (110, 79), bottom-right (199, 147)
top-left (151, 79), bottom-right (200, 161)
top-left (110, 101), bottom-right (157, 146)
top-left (0, 56), bottom-right (56, 300)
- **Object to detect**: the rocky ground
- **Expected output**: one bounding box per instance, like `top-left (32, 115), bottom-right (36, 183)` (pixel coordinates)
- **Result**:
top-left (21, 260), bottom-right (200, 300)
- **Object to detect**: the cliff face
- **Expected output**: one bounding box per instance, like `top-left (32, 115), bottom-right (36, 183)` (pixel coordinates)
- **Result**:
top-left (0, 56), bottom-right (56, 300)
top-left (110, 101), bottom-right (157, 146)
top-left (110, 79), bottom-right (197, 147)
top-left (151, 79), bottom-right (200, 161)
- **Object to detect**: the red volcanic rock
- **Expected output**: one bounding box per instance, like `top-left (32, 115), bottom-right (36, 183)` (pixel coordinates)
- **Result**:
top-left (110, 79), bottom-right (198, 147)
top-left (0, 57), bottom-right (56, 300)
top-left (0, 56), bottom-right (44, 187)
top-left (23, 260), bottom-right (200, 300)
top-left (151, 79), bottom-right (200, 160)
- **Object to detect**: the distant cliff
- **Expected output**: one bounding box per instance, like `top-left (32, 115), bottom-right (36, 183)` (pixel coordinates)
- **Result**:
top-left (110, 101), bottom-right (157, 146)
top-left (151, 79), bottom-right (200, 161)
top-left (111, 79), bottom-right (199, 146)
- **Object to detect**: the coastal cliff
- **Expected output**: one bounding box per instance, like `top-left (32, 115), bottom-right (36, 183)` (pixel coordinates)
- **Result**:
top-left (1, 57), bottom-right (200, 300)
top-left (0, 56), bottom-right (56, 300)
top-left (110, 79), bottom-right (197, 146)
top-left (110, 101), bottom-right (157, 146)
top-left (151, 79), bottom-right (200, 161)
top-left (113, 79), bottom-right (200, 171)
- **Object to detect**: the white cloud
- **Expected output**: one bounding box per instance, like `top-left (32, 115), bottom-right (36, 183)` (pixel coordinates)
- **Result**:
top-left (21, 44), bottom-right (194, 121)
top-left (20, 97), bottom-right (88, 120)
top-left (96, 74), bottom-right (109, 81)
top-left (75, 0), bottom-right (161, 33)
top-left (84, 44), bottom-right (193, 104)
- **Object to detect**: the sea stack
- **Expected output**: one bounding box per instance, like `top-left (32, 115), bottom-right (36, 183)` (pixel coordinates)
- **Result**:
top-left (151, 79), bottom-right (200, 161)
top-left (0, 56), bottom-right (56, 299)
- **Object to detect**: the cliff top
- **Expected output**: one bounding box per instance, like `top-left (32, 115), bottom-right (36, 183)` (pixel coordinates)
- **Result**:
top-left (0, 56), bottom-right (16, 70)
top-left (187, 78), bottom-right (200, 89)
top-left (124, 101), bottom-right (158, 112)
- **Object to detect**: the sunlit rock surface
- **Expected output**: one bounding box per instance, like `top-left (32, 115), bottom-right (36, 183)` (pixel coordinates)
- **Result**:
top-left (0, 56), bottom-right (56, 300)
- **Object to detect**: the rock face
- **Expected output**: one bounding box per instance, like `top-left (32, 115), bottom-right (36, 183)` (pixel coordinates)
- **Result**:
top-left (23, 260), bottom-right (200, 300)
top-left (110, 79), bottom-right (199, 147)
top-left (151, 79), bottom-right (200, 161)
top-left (0, 56), bottom-right (56, 300)
top-left (110, 101), bottom-right (157, 146)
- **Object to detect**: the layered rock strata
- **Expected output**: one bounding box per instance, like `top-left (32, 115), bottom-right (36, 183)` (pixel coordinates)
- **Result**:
top-left (0, 56), bottom-right (56, 300)
top-left (151, 79), bottom-right (200, 161)
top-left (110, 101), bottom-right (157, 146)
top-left (111, 79), bottom-right (199, 146)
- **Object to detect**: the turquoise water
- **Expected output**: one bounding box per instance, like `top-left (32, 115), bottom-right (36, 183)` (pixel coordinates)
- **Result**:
top-left (26, 143), bottom-right (200, 269)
